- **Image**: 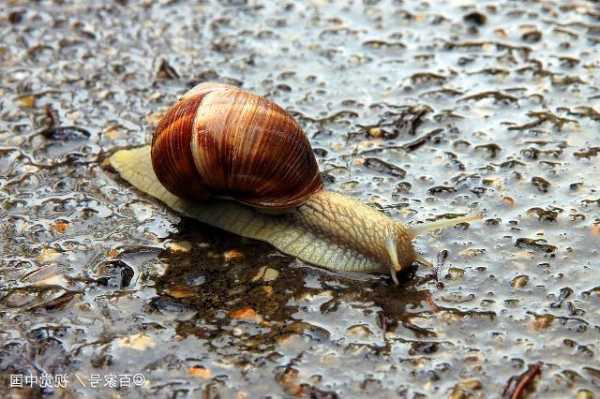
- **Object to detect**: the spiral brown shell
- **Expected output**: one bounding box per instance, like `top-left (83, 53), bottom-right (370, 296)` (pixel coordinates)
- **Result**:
top-left (150, 82), bottom-right (324, 209)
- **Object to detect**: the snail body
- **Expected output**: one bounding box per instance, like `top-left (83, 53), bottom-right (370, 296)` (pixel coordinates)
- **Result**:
top-left (110, 83), bottom-right (480, 283)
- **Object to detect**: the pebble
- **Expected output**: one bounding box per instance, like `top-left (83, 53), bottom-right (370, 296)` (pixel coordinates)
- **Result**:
top-left (346, 324), bottom-right (373, 338)
top-left (511, 275), bottom-right (529, 288)
top-left (251, 266), bottom-right (279, 283)
top-left (502, 196), bottom-right (516, 207)
top-left (224, 249), bottom-right (244, 262)
top-left (164, 286), bottom-right (196, 299)
top-left (17, 95), bottom-right (36, 108)
top-left (228, 306), bottom-right (262, 323)
top-left (51, 220), bottom-right (70, 234)
top-left (446, 267), bottom-right (464, 281)
top-left (530, 314), bottom-right (554, 331)
top-left (368, 127), bottom-right (383, 138)
top-left (459, 248), bottom-right (486, 257)
top-left (450, 378), bottom-right (482, 399)
top-left (36, 248), bottom-right (62, 263)
top-left (166, 241), bottom-right (192, 254)
top-left (188, 366), bottom-right (212, 379)
top-left (117, 333), bottom-right (156, 351)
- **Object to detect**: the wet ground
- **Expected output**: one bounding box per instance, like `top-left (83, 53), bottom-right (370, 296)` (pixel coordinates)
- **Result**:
top-left (1, 0), bottom-right (600, 397)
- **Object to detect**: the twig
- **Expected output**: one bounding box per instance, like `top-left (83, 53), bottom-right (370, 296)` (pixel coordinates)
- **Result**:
top-left (503, 362), bottom-right (543, 399)
top-left (358, 128), bottom-right (443, 155)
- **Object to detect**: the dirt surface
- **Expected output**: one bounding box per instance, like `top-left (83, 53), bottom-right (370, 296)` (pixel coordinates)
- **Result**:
top-left (1, 0), bottom-right (599, 398)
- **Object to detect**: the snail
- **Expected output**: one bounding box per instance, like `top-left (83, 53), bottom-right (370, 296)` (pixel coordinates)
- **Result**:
top-left (109, 82), bottom-right (481, 284)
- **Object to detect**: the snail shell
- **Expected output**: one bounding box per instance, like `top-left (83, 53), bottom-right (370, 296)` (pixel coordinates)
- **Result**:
top-left (151, 82), bottom-right (323, 209)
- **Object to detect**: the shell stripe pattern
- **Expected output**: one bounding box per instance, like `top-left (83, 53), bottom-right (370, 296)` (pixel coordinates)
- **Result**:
top-left (151, 91), bottom-right (210, 202)
top-left (152, 83), bottom-right (323, 210)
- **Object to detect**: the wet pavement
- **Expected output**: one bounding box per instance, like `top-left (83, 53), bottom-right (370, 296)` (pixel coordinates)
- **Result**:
top-left (1, 0), bottom-right (599, 398)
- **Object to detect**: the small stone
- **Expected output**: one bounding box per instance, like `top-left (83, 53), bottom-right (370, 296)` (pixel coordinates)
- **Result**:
top-left (22, 164), bottom-right (38, 173)
top-left (481, 176), bottom-right (503, 188)
top-left (166, 241), bottom-right (192, 254)
top-left (232, 327), bottom-right (243, 336)
top-left (459, 248), bottom-right (486, 257)
top-left (117, 333), bottom-right (156, 351)
top-left (224, 249), bottom-right (244, 262)
top-left (346, 324), bottom-right (373, 338)
top-left (18, 95), bottom-right (36, 108)
top-left (97, 90), bottom-right (111, 100)
top-left (262, 268), bottom-right (279, 282)
top-left (530, 314), bottom-right (554, 331)
top-left (148, 91), bottom-right (162, 101)
top-left (164, 286), bottom-right (196, 298)
top-left (511, 275), bottom-right (529, 288)
top-left (396, 181), bottom-right (411, 194)
top-left (353, 158), bottom-right (365, 167)
top-left (446, 267), bottom-right (464, 281)
top-left (450, 379), bottom-right (482, 399)
top-left (107, 248), bottom-right (120, 258)
top-left (502, 196), bottom-right (516, 207)
top-left (368, 127), bottom-right (383, 138)
top-left (228, 306), bottom-right (262, 323)
top-left (51, 220), bottom-right (69, 234)
top-left (93, 260), bottom-right (135, 289)
top-left (36, 247), bottom-right (61, 263)
top-left (188, 366), bottom-right (212, 379)
top-left (251, 266), bottom-right (280, 282)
